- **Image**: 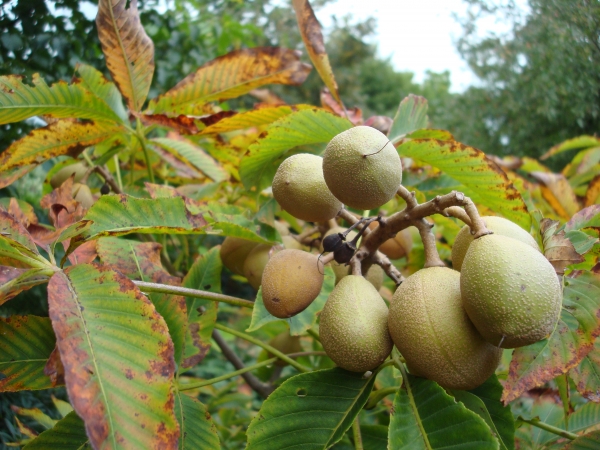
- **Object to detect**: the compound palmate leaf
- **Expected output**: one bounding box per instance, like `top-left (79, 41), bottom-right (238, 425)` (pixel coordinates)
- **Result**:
top-left (47, 263), bottom-right (179, 449)
top-left (503, 271), bottom-right (600, 403)
top-left (22, 411), bottom-right (91, 449)
top-left (0, 315), bottom-right (56, 392)
top-left (389, 373), bottom-right (499, 449)
top-left (96, 0), bottom-right (155, 112)
top-left (398, 139), bottom-right (531, 230)
top-left (239, 108), bottom-right (352, 190)
top-left (246, 368), bottom-right (376, 450)
top-left (0, 74), bottom-right (122, 125)
top-left (148, 47), bottom-right (311, 116)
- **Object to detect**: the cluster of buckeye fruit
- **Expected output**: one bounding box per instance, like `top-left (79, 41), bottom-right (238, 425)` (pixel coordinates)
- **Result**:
top-left (221, 126), bottom-right (563, 391)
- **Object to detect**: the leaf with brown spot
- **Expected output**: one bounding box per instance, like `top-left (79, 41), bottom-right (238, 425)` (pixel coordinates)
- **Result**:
top-left (148, 47), bottom-right (311, 116)
top-left (181, 247), bottom-right (220, 368)
top-left (4, 198), bottom-right (38, 227)
top-left (530, 172), bottom-right (581, 219)
top-left (152, 135), bottom-right (228, 183)
top-left (174, 392), bottom-right (220, 449)
top-left (0, 119), bottom-right (122, 174)
top-left (48, 264), bottom-right (179, 449)
top-left (67, 240), bottom-right (97, 266)
top-left (320, 89), bottom-right (361, 124)
top-left (398, 139), bottom-right (531, 229)
top-left (0, 74), bottom-right (122, 125)
top-left (0, 212), bottom-right (47, 269)
top-left (0, 315), bottom-right (56, 392)
top-left (197, 110), bottom-right (238, 127)
top-left (40, 177), bottom-right (86, 229)
top-left (0, 266), bottom-right (50, 305)
top-left (293, 0), bottom-right (341, 106)
top-left (541, 219), bottom-right (585, 275)
top-left (200, 104), bottom-right (312, 135)
top-left (96, 237), bottom-right (187, 365)
top-left (571, 335), bottom-right (600, 402)
top-left (96, 0), bottom-right (154, 112)
top-left (502, 271), bottom-right (600, 404)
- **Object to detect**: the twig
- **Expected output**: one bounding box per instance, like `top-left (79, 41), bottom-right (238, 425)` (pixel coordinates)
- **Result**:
top-left (133, 281), bottom-right (254, 308)
top-left (443, 206), bottom-right (472, 227)
top-left (211, 330), bottom-right (273, 399)
top-left (414, 219), bottom-right (445, 268)
top-left (372, 252), bottom-right (405, 285)
top-left (518, 416), bottom-right (578, 440)
top-left (94, 165), bottom-right (122, 194)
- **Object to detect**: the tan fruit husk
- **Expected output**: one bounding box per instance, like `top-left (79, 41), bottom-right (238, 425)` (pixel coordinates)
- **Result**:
top-left (460, 234), bottom-right (562, 348)
top-left (261, 249), bottom-right (324, 318)
top-left (323, 126), bottom-right (402, 210)
top-left (50, 162), bottom-right (87, 188)
top-left (452, 215), bottom-right (540, 271)
top-left (272, 153), bottom-right (342, 222)
top-left (320, 275), bottom-right (393, 373)
top-left (388, 267), bottom-right (502, 390)
top-left (267, 332), bottom-right (303, 366)
top-left (220, 237), bottom-right (259, 276)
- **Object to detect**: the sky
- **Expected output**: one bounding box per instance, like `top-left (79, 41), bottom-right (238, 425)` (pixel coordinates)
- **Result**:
top-left (317, 0), bottom-right (518, 93)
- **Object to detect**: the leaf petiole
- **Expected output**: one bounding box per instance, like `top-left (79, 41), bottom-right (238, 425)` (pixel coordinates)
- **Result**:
top-left (517, 416), bottom-right (578, 440)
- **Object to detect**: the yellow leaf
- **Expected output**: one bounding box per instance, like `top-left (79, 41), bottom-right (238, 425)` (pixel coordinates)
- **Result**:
top-left (0, 120), bottom-right (123, 173)
top-left (293, 0), bottom-right (342, 107)
top-left (96, 0), bottom-right (155, 112)
top-left (148, 48), bottom-right (311, 116)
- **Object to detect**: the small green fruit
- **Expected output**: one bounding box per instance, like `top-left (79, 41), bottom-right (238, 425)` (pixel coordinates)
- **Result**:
top-left (261, 249), bottom-right (324, 318)
top-left (272, 153), bottom-right (342, 222)
top-left (452, 216), bottom-right (540, 271)
top-left (220, 237), bottom-right (259, 276)
top-left (50, 162), bottom-right (87, 188)
top-left (461, 234), bottom-right (562, 348)
top-left (320, 275), bottom-right (393, 372)
top-left (323, 126), bottom-right (402, 210)
top-left (388, 267), bottom-right (502, 390)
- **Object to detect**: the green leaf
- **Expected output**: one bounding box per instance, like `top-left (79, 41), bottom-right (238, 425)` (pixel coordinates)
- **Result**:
top-left (388, 95), bottom-right (429, 144)
top-left (571, 336), bottom-right (600, 402)
top-left (239, 108), bottom-right (352, 190)
top-left (388, 373), bottom-right (499, 449)
top-left (22, 411), bottom-right (91, 449)
top-left (201, 104), bottom-right (312, 135)
top-left (181, 247), bottom-right (221, 368)
top-left (0, 74), bottom-right (122, 125)
top-left (541, 135), bottom-right (600, 160)
top-left (246, 265), bottom-right (335, 335)
top-left (96, 0), bottom-right (154, 112)
top-left (1, 266), bottom-right (50, 305)
top-left (83, 194), bottom-right (208, 238)
top-left (96, 237), bottom-right (187, 367)
top-left (174, 392), bottom-right (220, 450)
top-left (152, 137), bottom-right (228, 182)
top-left (359, 425), bottom-right (388, 450)
top-left (503, 271), bottom-right (600, 403)
top-left (0, 315), bottom-right (56, 392)
top-left (47, 264), bottom-right (179, 449)
top-left (75, 63), bottom-right (128, 122)
top-left (565, 230), bottom-right (598, 255)
top-left (564, 430), bottom-right (600, 449)
top-left (148, 48), bottom-right (311, 116)
top-left (0, 120), bottom-right (122, 172)
top-left (398, 139), bottom-right (531, 229)
top-left (246, 368), bottom-right (377, 450)
top-left (406, 129), bottom-right (454, 141)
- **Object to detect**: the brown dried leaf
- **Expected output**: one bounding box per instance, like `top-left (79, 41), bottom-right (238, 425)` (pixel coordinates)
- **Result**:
top-left (96, 0), bottom-right (155, 112)
top-left (148, 47), bottom-right (311, 115)
top-left (541, 218), bottom-right (585, 275)
top-left (320, 88), bottom-right (362, 125)
top-left (138, 113), bottom-right (200, 134)
top-left (8, 198), bottom-right (37, 227)
top-left (44, 345), bottom-right (65, 387)
top-left (293, 0), bottom-right (342, 106)
top-left (40, 177), bottom-right (87, 229)
top-left (585, 175), bottom-right (600, 208)
top-left (67, 240), bottom-right (97, 266)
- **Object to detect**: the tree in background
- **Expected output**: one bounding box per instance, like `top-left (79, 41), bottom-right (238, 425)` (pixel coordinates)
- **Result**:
top-left (450, 0), bottom-right (600, 163)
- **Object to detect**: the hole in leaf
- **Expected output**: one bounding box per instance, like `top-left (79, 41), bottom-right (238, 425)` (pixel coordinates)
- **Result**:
top-left (296, 388), bottom-right (307, 398)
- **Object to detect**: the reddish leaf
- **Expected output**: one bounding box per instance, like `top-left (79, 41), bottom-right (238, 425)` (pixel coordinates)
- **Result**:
top-left (7, 198), bottom-right (38, 227)
top-left (67, 240), bottom-right (97, 266)
top-left (96, 0), bottom-right (154, 112)
top-left (48, 264), bottom-right (178, 449)
top-left (566, 205), bottom-right (600, 232)
top-left (320, 89), bottom-right (362, 125)
top-left (502, 271), bottom-right (600, 404)
top-left (40, 177), bottom-right (87, 229)
top-left (0, 266), bottom-right (50, 305)
top-left (138, 113), bottom-right (200, 134)
top-left (293, 0), bottom-right (342, 106)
